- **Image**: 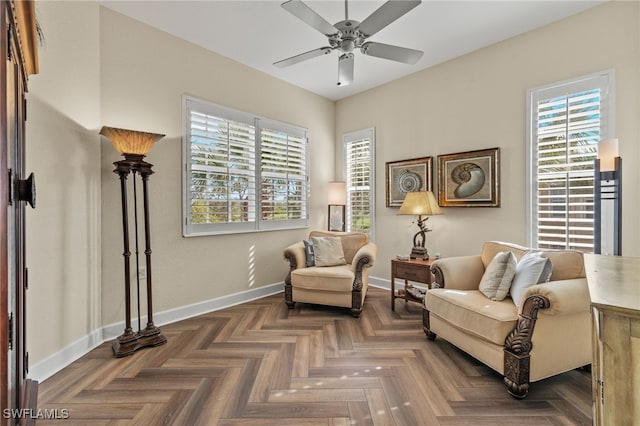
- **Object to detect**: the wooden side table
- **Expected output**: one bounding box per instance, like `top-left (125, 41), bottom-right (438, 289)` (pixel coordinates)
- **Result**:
top-left (391, 258), bottom-right (435, 311)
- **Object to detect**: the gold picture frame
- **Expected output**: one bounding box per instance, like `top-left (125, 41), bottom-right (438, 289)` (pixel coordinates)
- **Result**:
top-left (437, 148), bottom-right (500, 207)
top-left (385, 156), bottom-right (433, 207)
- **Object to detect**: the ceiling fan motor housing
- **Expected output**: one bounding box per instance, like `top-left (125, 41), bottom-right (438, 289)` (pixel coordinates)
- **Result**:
top-left (331, 20), bottom-right (364, 54)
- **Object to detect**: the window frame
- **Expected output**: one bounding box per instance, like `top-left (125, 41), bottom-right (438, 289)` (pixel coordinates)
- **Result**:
top-left (526, 70), bottom-right (615, 251)
top-left (182, 95), bottom-right (309, 237)
top-left (343, 128), bottom-right (376, 240)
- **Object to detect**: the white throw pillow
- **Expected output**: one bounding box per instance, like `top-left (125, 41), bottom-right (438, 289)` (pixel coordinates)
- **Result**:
top-left (311, 236), bottom-right (346, 267)
top-left (510, 251), bottom-right (553, 308)
top-left (479, 251), bottom-right (517, 301)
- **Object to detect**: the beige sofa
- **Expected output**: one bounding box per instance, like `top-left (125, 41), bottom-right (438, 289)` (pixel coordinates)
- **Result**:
top-left (423, 241), bottom-right (591, 398)
top-left (283, 231), bottom-right (377, 317)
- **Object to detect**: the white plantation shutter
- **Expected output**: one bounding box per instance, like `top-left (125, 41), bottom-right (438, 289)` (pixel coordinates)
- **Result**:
top-left (344, 128), bottom-right (375, 238)
top-left (183, 97), bottom-right (308, 236)
top-left (189, 110), bottom-right (256, 227)
top-left (259, 120), bottom-right (308, 229)
top-left (528, 72), bottom-right (612, 252)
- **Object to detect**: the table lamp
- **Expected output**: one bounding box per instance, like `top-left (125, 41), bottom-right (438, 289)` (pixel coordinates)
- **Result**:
top-left (398, 190), bottom-right (442, 260)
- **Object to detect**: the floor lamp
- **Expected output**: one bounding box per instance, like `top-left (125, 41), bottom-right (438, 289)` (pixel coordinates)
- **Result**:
top-left (100, 126), bottom-right (167, 357)
top-left (594, 138), bottom-right (622, 256)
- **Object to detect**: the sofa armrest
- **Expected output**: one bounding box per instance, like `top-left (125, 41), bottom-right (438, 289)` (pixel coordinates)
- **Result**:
top-left (283, 241), bottom-right (306, 271)
top-left (430, 255), bottom-right (484, 290)
top-left (519, 278), bottom-right (590, 316)
top-left (350, 242), bottom-right (377, 272)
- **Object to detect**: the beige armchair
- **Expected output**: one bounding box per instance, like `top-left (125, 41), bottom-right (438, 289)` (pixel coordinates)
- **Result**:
top-left (284, 231), bottom-right (377, 317)
top-left (423, 241), bottom-right (591, 398)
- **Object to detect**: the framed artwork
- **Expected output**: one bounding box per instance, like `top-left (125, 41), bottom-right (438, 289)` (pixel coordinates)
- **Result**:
top-left (437, 148), bottom-right (500, 207)
top-left (385, 156), bottom-right (433, 207)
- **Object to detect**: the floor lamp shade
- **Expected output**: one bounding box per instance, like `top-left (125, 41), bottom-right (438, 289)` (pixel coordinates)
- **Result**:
top-left (100, 126), bottom-right (167, 357)
top-left (597, 138), bottom-right (618, 172)
top-left (100, 126), bottom-right (165, 156)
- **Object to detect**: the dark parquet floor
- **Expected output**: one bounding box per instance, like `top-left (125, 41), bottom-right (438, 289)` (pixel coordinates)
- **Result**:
top-left (37, 287), bottom-right (593, 425)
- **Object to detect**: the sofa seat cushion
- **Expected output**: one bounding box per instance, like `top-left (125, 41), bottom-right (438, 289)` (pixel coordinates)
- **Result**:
top-left (426, 289), bottom-right (518, 345)
top-left (291, 266), bottom-right (354, 292)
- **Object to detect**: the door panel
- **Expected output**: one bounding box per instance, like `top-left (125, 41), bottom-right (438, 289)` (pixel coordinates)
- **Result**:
top-left (1, 1), bottom-right (38, 423)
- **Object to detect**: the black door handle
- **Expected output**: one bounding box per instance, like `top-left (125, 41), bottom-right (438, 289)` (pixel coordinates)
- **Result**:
top-left (17, 172), bottom-right (35, 208)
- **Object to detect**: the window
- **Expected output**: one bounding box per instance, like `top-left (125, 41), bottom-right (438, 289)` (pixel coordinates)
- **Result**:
top-left (527, 71), bottom-right (613, 252)
top-left (344, 128), bottom-right (375, 238)
top-left (183, 96), bottom-right (308, 236)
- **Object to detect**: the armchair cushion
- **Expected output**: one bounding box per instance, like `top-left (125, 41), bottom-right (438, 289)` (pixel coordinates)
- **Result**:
top-left (303, 240), bottom-right (315, 267)
top-left (311, 236), bottom-right (347, 267)
top-left (510, 252), bottom-right (553, 308)
top-left (426, 289), bottom-right (518, 345)
top-left (308, 231), bottom-right (368, 264)
top-left (478, 251), bottom-right (517, 301)
top-left (291, 265), bottom-right (354, 292)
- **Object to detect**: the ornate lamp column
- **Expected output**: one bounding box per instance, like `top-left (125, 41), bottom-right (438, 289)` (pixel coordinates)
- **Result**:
top-left (100, 126), bottom-right (167, 357)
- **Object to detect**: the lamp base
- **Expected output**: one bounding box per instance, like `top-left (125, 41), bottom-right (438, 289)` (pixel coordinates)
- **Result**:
top-left (410, 246), bottom-right (429, 260)
top-left (112, 326), bottom-right (167, 358)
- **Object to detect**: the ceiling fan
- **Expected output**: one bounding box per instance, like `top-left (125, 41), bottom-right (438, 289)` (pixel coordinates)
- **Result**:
top-left (274, 0), bottom-right (424, 86)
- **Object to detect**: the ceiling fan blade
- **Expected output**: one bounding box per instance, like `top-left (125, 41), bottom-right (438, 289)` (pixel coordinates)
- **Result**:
top-left (337, 53), bottom-right (354, 86)
top-left (281, 0), bottom-right (339, 36)
top-left (357, 0), bottom-right (421, 38)
top-left (274, 47), bottom-right (333, 68)
top-left (361, 41), bottom-right (423, 64)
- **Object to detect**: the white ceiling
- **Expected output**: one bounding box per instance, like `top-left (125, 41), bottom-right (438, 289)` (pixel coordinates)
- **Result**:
top-left (99, 0), bottom-right (603, 101)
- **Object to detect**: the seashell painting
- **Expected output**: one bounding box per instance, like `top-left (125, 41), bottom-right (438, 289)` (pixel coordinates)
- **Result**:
top-left (451, 163), bottom-right (485, 198)
top-left (385, 157), bottom-right (434, 207)
top-left (437, 148), bottom-right (500, 207)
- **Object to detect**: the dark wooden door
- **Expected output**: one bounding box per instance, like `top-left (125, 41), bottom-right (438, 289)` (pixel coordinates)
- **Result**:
top-left (1, 1), bottom-right (38, 423)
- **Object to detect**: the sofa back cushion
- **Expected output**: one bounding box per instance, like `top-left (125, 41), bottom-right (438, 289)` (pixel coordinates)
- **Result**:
top-left (481, 241), bottom-right (585, 280)
top-left (309, 231), bottom-right (369, 264)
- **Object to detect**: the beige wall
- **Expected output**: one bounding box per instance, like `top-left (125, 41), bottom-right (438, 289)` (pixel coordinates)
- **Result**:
top-left (26, 2), bottom-right (102, 363)
top-left (99, 8), bottom-right (336, 326)
top-left (23, 1), bottom-right (639, 373)
top-left (336, 1), bottom-right (640, 281)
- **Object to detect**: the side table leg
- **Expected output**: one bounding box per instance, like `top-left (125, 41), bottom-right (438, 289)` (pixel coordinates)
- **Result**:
top-left (391, 276), bottom-right (395, 311)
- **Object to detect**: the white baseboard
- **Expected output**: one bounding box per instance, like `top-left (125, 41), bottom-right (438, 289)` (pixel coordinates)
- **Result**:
top-left (29, 281), bottom-right (285, 383)
top-left (368, 275), bottom-right (390, 291)
top-left (28, 329), bottom-right (104, 384)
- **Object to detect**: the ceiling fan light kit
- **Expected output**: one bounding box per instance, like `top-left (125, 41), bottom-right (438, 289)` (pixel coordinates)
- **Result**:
top-left (275, 0), bottom-right (424, 86)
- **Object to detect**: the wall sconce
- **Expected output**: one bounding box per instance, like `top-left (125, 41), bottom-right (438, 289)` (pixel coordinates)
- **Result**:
top-left (594, 138), bottom-right (621, 256)
top-left (328, 181), bottom-right (346, 231)
top-left (100, 126), bottom-right (167, 357)
top-left (398, 191), bottom-right (442, 260)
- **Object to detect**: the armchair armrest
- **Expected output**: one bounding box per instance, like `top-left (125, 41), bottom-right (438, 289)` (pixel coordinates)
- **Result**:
top-left (503, 277), bottom-right (590, 398)
top-left (283, 241), bottom-right (306, 271)
top-left (350, 242), bottom-right (377, 272)
top-left (430, 255), bottom-right (484, 290)
top-left (519, 278), bottom-right (590, 316)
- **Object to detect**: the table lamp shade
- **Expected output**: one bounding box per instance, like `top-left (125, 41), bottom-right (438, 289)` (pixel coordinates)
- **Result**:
top-left (100, 126), bottom-right (165, 155)
top-left (328, 181), bottom-right (346, 205)
top-left (398, 191), bottom-right (441, 216)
